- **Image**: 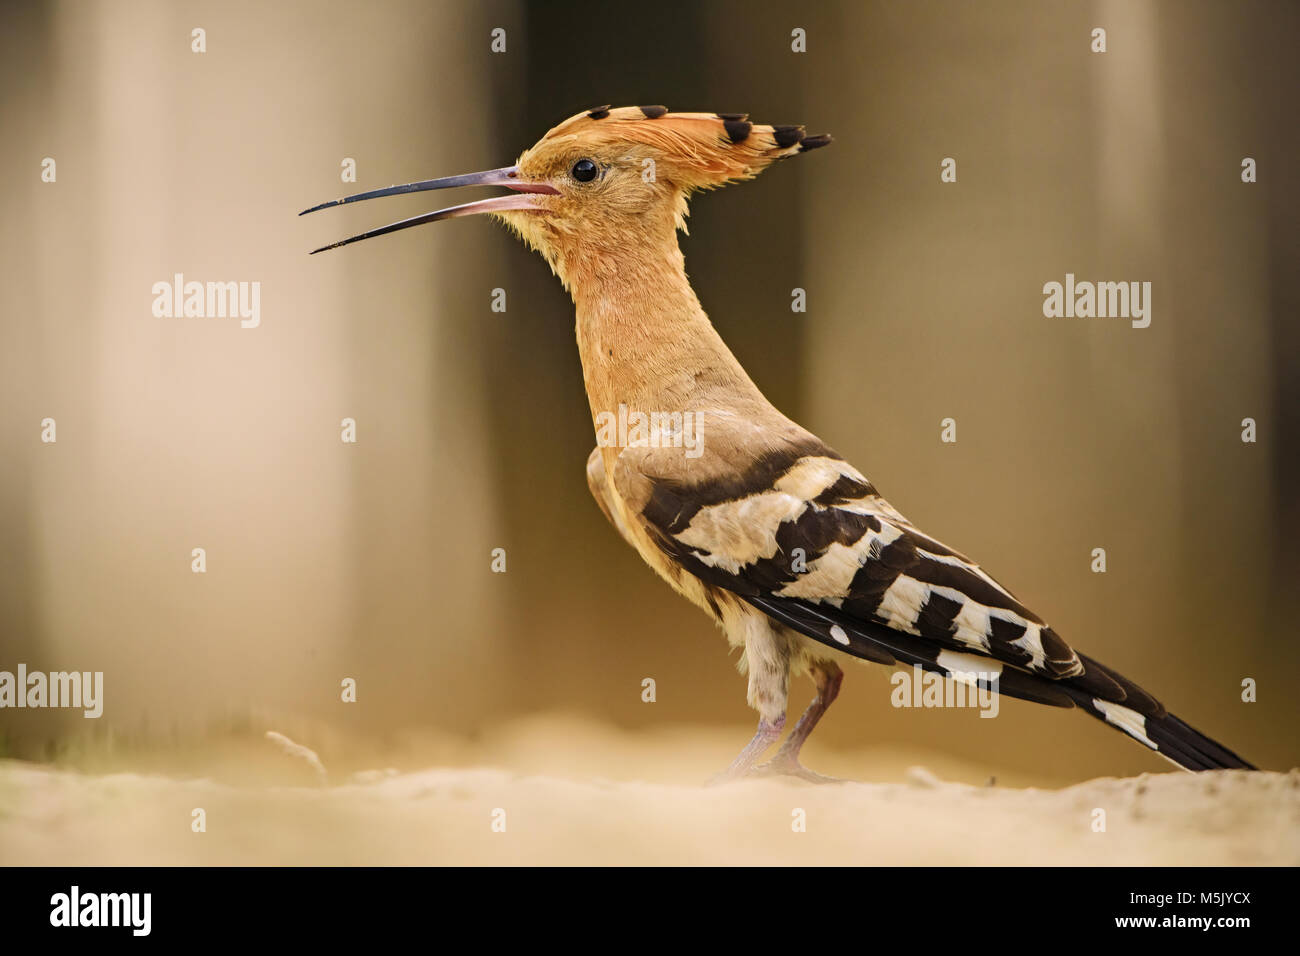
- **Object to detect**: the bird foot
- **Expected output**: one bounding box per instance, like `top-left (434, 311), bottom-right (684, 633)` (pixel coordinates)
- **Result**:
top-left (706, 756), bottom-right (844, 785)
top-left (750, 756), bottom-right (844, 784)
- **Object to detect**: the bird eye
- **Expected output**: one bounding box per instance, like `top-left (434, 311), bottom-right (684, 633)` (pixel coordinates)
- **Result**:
top-left (571, 158), bottom-right (599, 183)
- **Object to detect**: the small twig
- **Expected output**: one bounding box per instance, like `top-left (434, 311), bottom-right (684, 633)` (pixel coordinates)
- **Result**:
top-left (265, 731), bottom-right (328, 785)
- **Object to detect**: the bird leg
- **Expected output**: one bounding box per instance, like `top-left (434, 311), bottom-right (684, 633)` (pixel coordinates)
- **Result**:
top-left (711, 714), bottom-right (786, 783)
top-left (753, 660), bottom-right (844, 782)
top-left (708, 622), bottom-right (791, 783)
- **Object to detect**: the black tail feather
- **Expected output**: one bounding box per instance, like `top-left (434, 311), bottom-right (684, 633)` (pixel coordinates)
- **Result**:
top-left (1142, 712), bottom-right (1256, 771)
top-left (743, 595), bottom-right (1257, 772)
top-left (1063, 657), bottom-right (1255, 771)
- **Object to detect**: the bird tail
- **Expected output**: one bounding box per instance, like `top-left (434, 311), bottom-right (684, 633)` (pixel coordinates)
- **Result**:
top-left (742, 595), bottom-right (1257, 771)
top-left (1059, 654), bottom-right (1256, 771)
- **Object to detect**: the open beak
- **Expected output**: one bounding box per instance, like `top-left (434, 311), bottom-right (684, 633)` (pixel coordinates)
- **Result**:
top-left (300, 165), bottom-right (557, 254)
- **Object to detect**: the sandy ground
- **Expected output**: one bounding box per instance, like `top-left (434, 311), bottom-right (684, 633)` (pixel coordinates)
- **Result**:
top-left (2, 717), bottom-right (1296, 866)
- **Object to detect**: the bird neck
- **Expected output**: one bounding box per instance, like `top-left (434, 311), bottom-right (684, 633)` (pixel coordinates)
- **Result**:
top-left (566, 228), bottom-right (764, 424)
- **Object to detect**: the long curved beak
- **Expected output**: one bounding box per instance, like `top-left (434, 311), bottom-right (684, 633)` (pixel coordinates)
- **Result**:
top-left (300, 165), bottom-right (556, 254)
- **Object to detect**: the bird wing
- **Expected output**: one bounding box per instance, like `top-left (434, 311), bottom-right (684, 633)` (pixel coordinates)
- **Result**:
top-left (613, 430), bottom-right (1283, 769)
top-left (612, 434), bottom-right (1156, 709)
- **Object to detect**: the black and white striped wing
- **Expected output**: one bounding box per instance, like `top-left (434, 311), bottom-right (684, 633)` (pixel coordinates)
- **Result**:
top-left (640, 449), bottom-right (1084, 674)
top-left (626, 441), bottom-right (1257, 770)
top-left (605, 419), bottom-right (1254, 770)
top-left (635, 445), bottom-right (1169, 720)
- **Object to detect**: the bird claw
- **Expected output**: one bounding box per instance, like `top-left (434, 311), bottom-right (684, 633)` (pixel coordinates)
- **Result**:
top-left (750, 756), bottom-right (844, 784)
top-left (705, 757), bottom-right (844, 785)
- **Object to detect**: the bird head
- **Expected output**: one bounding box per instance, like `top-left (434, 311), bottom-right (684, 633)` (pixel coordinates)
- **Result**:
top-left (302, 105), bottom-right (829, 281)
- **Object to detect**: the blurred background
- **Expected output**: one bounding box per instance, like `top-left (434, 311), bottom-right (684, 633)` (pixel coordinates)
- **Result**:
top-left (1, 0), bottom-right (1296, 787)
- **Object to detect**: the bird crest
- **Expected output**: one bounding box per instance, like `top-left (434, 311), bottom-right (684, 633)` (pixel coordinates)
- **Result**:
top-left (518, 105), bottom-right (831, 193)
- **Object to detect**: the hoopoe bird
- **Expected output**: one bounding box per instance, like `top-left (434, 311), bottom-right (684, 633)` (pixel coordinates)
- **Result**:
top-left (304, 105), bottom-right (1255, 778)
